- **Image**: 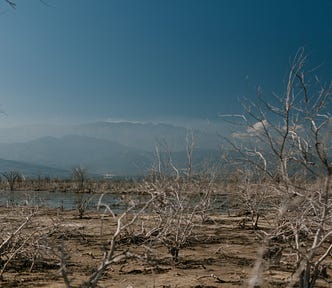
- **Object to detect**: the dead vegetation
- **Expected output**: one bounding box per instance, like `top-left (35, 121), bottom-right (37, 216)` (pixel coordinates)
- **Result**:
top-left (0, 175), bottom-right (331, 288)
top-left (0, 204), bottom-right (301, 288)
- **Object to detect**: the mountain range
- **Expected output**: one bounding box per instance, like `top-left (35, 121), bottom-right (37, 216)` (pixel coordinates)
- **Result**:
top-left (0, 121), bottom-right (223, 178)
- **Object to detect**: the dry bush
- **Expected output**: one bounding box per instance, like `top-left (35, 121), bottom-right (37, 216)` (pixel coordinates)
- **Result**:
top-left (140, 174), bottom-right (217, 263)
top-left (0, 206), bottom-right (63, 280)
top-left (55, 193), bottom-right (156, 288)
top-left (234, 175), bottom-right (281, 229)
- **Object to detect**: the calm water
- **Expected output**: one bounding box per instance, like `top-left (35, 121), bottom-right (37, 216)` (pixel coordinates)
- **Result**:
top-left (0, 191), bottom-right (137, 213)
top-left (0, 190), bottom-right (229, 213)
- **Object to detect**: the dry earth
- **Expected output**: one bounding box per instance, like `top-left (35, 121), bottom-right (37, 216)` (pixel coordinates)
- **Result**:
top-left (0, 206), bottom-right (331, 288)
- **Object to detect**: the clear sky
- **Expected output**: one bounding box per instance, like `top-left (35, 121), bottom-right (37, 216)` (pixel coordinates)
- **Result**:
top-left (0, 0), bottom-right (332, 127)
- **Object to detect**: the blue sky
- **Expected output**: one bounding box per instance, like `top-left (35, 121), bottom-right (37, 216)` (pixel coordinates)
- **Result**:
top-left (0, 0), bottom-right (332, 127)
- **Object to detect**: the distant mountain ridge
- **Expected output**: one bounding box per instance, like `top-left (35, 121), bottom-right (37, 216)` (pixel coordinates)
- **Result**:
top-left (0, 121), bottom-right (223, 177)
top-left (0, 121), bottom-right (328, 178)
top-left (0, 121), bottom-right (221, 151)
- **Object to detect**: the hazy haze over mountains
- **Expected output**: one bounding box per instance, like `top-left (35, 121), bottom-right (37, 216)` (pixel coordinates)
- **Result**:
top-left (0, 121), bottom-right (223, 151)
top-left (0, 121), bottom-right (224, 177)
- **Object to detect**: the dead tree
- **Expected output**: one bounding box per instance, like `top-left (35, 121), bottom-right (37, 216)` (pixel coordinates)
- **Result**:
top-left (2, 170), bottom-right (22, 192)
top-left (185, 130), bottom-right (195, 178)
top-left (145, 170), bottom-right (216, 262)
top-left (225, 48), bottom-right (332, 288)
top-left (72, 167), bottom-right (88, 193)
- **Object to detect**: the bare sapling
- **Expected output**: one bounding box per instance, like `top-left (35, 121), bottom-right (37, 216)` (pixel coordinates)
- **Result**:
top-left (72, 167), bottom-right (89, 193)
top-left (75, 194), bottom-right (95, 219)
top-left (234, 168), bottom-right (281, 229)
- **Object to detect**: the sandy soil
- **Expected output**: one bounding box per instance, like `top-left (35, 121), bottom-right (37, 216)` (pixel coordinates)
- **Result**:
top-left (0, 206), bottom-right (330, 288)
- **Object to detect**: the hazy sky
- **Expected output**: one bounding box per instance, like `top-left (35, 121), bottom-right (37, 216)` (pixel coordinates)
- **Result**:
top-left (0, 0), bottom-right (332, 127)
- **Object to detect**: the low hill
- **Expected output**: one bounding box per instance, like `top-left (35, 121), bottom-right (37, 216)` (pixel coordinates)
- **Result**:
top-left (0, 158), bottom-right (70, 178)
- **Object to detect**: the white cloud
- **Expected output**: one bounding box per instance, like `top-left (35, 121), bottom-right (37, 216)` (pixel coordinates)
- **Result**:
top-left (104, 118), bottom-right (147, 124)
top-left (247, 120), bottom-right (268, 134)
top-left (231, 120), bottom-right (268, 139)
top-left (231, 132), bottom-right (248, 139)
